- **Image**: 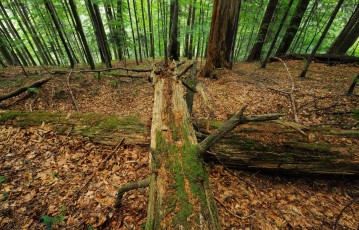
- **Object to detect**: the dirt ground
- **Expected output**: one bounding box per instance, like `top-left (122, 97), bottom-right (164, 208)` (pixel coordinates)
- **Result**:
top-left (0, 60), bottom-right (358, 229)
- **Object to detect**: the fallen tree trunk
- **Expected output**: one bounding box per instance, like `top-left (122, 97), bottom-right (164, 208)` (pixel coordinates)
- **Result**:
top-left (270, 54), bottom-right (359, 64)
top-left (0, 77), bottom-right (52, 102)
top-left (146, 61), bottom-right (221, 228)
top-left (0, 111), bottom-right (358, 176)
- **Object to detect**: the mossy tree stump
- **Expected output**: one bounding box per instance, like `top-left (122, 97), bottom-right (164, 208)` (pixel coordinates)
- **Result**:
top-left (146, 61), bottom-right (221, 229)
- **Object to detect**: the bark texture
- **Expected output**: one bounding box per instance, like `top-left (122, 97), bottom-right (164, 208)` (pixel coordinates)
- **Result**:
top-left (327, 5), bottom-right (359, 55)
top-left (146, 61), bottom-right (221, 229)
top-left (203, 0), bottom-right (240, 76)
top-left (246, 0), bottom-right (278, 61)
top-left (276, 0), bottom-right (310, 55)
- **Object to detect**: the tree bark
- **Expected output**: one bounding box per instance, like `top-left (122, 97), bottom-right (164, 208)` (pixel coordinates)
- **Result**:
top-left (299, 0), bottom-right (344, 78)
top-left (270, 53), bottom-right (359, 64)
top-left (44, 0), bottom-right (75, 68)
top-left (261, 0), bottom-right (295, 68)
top-left (168, 0), bottom-right (179, 60)
top-left (276, 0), bottom-right (310, 55)
top-left (347, 73), bottom-right (359, 95)
top-left (246, 0), bottom-right (278, 61)
top-left (328, 5), bottom-right (359, 55)
top-left (146, 61), bottom-right (221, 229)
top-left (203, 0), bottom-right (241, 76)
top-left (0, 111), bottom-right (357, 176)
top-left (69, 0), bottom-right (95, 70)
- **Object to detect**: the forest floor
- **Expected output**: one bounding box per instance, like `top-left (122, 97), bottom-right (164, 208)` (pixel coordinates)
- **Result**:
top-left (0, 60), bottom-right (358, 229)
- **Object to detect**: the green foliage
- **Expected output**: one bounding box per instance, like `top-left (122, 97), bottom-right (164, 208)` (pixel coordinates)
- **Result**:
top-left (27, 87), bottom-right (39, 94)
top-left (41, 206), bottom-right (66, 229)
top-left (0, 176), bottom-right (6, 183)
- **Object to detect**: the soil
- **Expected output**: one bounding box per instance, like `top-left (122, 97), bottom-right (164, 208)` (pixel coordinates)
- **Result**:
top-left (0, 60), bottom-right (358, 229)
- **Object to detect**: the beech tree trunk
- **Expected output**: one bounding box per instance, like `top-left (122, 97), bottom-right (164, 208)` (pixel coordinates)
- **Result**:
top-left (146, 61), bottom-right (221, 229)
top-left (44, 0), bottom-right (75, 68)
top-left (246, 0), bottom-right (278, 61)
top-left (203, 0), bottom-right (240, 76)
top-left (327, 5), bottom-right (359, 55)
top-left (69, 0), bottom-right (95, 70)
top-left (276, 0), bottom-right (310, 55)
top-left (168, 0), bottom-right (179, 60)
top-left (299, 0), bottom-right (344, 78)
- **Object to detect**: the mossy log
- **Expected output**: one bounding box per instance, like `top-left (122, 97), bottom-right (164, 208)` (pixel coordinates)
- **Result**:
top-left (0, 110), bottom-right (358, 176)
top-left (146, 61), bottom-right (221, 229)
top-left (0, 77), bottom-right (52, 102)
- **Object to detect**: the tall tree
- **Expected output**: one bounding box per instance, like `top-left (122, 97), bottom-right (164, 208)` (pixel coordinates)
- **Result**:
top-left (203, 0), bottom-right (241, 76)
top-left (86, 0), bottom-right (112, 68)
top-left (168, 0), bottom-right (179, 60)
top-left (0, 32), bottom-right (16, 65)
top-left (276, 0), bottom-right (310, 55)
top-left (327, 5), bottom-right (359, 55)
top-left (299, 0), bottom-right (344, 78)
top-left (69, 0), bottom-right (95, 69)
top-left (261, 0), bottom-right (295, 68)
top-left (246, 0), bottom-right (278, 61)
top-left (44, 0), bottom-right (75, 68)
top-left (147, 0), bottom-right (155, 58)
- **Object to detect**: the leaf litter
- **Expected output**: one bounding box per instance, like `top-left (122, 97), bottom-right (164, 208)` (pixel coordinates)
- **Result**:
top-left (0, 60), bottom-right (358, 229)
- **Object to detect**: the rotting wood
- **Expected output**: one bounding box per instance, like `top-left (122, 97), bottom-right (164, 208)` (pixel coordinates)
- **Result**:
top-left (0, 110), bottom-right (357, 176)
top-left (146, 60), bottom-right (221, 229)
top-left (0, 77), bottom-right (52, 102)
top-left (66, 71), bottom-right (80, 113)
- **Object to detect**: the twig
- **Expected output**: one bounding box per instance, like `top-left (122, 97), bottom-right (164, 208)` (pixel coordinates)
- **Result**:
top-left (214, 196), bottom-right (255, 220)
top-left (334, 195), bottom-right (359, 229)
top-left (272, 57), bottom-right (299, 122)
top-left (66, 71), bottom-right (80, 113)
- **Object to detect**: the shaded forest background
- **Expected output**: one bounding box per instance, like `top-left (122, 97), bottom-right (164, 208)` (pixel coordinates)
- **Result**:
top-left (0, 0), bottom-right (358, 68)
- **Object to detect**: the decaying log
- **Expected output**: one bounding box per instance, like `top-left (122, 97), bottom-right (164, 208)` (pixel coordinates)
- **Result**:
top-left (146, 60), bottom-right (221, 229)
top-left (270, 54), bottom-right (359, 64)
top-left (0, 77), bottom-right (52, 103)
top-left (0, 110), bottom-right (357, 176)
top-left (347, 73), bottom-right (359, 95)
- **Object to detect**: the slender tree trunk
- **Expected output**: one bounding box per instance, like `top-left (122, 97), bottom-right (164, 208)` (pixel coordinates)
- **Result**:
top-left (44, 0), bottom-right (75, 68)
top-left (276, 0), bottom-right (310, 55)
top-left (168, 0), bottom-right (179, 60)
top-left (327, 5), bottom-right (359, 55)
top-left (140, 0), bottom-right (149, 58)
top-left (203, 0), bottom-right (241, 76)
top-left (184, 2), bottom-right (193, 58)
top-left (188, 0), bottom-right (196, 60)
top-left (127, 0), bottom-right (139, 65)
top-left (261, 0), bottom-right (295, 68)
top-left (147, 0), bottom-right (155, 58)
top-left (291, 0), bottom-right (319, 53)
top-left (0, 33), bottom-right (16, 65)
top-left (299, 0), bottom-right (344, 78)
top-left (246, 0), bottom-right (278, 61)
top-left (69, 0), bottom-right (95, 69)
top-left (132, 0), bottom-right (143, 62)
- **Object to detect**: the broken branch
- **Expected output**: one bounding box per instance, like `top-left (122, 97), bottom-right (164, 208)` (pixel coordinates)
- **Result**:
top-left (114, 177), bottom-right (150, 208)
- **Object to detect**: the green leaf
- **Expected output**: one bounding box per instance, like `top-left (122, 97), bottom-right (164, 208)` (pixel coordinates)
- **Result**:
top-left (0, 176), bottom-right (6, 183)
top-left (41, 215), bottom-right (52, 224)
top-left (27, 87), bottom-right (39, 94)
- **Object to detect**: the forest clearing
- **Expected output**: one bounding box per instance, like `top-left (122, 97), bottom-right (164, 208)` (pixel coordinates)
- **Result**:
top-left (0, 0), bottom-right (359, 229)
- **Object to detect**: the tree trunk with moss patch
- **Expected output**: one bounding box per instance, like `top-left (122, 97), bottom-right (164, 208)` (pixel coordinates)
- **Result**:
top-left (146, 61), bottom-right (220, 229)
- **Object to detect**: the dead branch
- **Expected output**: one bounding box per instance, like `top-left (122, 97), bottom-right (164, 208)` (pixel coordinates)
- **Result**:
top-left (334, 195), bottom-right (359, 229)
top-left (0, 77), bottom-right (52, 103)
top-left (66, 71), bottom-right (80, 113)
top-left (53, 66), bottom-right (152, 74)
top-left (272, 57), bottom-right (299, 122)
top-left (198, 107), bottom-right (284, 154)
top-left (114, 177), bottom-right (150, 208)
top-left (176, 62), bottom-right (195, 79)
